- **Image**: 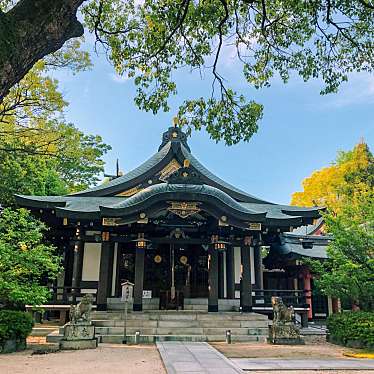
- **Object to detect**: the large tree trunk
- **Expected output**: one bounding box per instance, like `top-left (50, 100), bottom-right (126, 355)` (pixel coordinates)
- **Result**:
top-left (0, 0), bottom-right (85, 101)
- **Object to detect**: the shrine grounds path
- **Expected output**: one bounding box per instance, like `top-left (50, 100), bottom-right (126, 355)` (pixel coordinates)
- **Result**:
top-left (1, 340), bottom-right (374, 374)
top-left (0, 344), bottom-right (165, 374)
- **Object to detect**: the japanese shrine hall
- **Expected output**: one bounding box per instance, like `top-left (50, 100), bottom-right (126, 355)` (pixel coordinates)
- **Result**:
top-left (16, 126), bottom-right (327, 318)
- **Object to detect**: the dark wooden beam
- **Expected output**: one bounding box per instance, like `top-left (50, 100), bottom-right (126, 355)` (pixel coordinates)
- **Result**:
top-left (241, 245), bottom-right (252, 312)
top-left (208, 245), bottom-right (218, 312)
top-left (133, 246), bottom-right (145, 311)
top-left (226, 246), bottom-right (235, 299)
top-left (254, 245), bottom-right (264, 289)
top-left (97, 241), bottom-right (114, 311)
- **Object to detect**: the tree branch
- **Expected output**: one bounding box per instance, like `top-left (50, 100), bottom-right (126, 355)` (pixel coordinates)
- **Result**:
top-left (0, 0), bottom-right (85, 101)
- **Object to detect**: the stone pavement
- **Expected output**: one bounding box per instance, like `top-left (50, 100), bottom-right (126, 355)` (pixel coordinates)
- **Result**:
top-left (156, 341), bottom-right (243, 373)
top-left (231, 358), bottom-right (374, 371)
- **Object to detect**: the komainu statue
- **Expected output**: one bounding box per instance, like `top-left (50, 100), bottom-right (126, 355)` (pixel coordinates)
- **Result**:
top-left (270, 296), bottom-right (304, 345)
top-left (60, 294), bottom-right (97, 350)
top-left (272, 297), bottom-right (294, 324)
top-left (69, 294), bottom-right (93, 324)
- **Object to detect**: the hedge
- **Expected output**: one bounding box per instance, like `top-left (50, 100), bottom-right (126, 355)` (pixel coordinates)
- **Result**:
top-left (0, 310), bottom-right (34, 351)
top-left (327, 311), bottom-right (374, 348)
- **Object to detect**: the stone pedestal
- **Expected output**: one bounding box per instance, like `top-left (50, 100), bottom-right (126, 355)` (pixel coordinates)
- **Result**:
top-left (59, 323), bottom-right (97, 350)
top-left (270, 323), bottom-right (304, 345)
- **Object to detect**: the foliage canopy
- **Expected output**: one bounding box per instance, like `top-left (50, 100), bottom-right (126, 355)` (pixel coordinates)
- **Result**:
top-left (82, 0), bottom-right (374, 144)
top-left (291, 142), bottom-right (374, 212)
top-left (1, 1), bottom-right (373, 144)
top-left (0, 208), bottom-right (61, 308)
top-left (297, 143), bottom-right (374, 311)
top-left (0, 40), bottom-right (111, 206)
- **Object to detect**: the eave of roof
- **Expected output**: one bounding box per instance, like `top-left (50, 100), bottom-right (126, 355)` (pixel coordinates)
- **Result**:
top-left (270, 232), bottom-right (332, 259)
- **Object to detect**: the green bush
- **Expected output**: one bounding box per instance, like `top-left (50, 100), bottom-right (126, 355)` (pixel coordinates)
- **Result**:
top-left (0, 310), bottom-right (34, 344)
top-left (327, 311), bottom-right (374, 348)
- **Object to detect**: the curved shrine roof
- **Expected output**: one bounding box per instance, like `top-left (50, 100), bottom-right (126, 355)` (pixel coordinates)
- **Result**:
top-left (15, 126), bottom-right (322, 229)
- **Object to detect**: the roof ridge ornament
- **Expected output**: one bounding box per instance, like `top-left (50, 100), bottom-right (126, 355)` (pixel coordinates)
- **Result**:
top-left (158, 126), bottom-right (190, 152)
top-left (167, 166), bottom-right (203, 185)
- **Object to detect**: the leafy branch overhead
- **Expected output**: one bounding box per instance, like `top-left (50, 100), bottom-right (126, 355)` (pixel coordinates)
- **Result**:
top-left (1, 1), bottom-right (373, 144)
top-left (0, 37), bottom-right (110, 206)
top-left (82, 0), bottom-right (374, 143)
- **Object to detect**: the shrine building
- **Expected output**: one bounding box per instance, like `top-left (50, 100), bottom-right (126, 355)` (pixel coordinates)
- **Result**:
top-left (16, 126), bottom-right (328, 320)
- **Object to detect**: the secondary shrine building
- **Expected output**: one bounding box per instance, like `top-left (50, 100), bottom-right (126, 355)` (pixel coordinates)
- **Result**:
top-left (16, 127), bottom-right (327, 318)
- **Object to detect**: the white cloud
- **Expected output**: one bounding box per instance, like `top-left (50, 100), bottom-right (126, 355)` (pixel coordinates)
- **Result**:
top-left (326, 73), bottom-right (374, 108)
top-left (109, 73), bottom-right (130, 84)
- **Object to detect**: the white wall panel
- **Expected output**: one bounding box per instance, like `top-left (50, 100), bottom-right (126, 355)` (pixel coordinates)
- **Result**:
top-left (82, 243), bottom-right (101, 281)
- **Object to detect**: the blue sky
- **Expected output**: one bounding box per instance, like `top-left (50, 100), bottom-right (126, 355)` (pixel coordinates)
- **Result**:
top-left (53, 34), bottom-right (374, 205)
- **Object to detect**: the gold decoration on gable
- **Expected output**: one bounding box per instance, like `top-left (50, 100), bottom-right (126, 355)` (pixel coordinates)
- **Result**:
top-left (103, 217), bottom-right (121, 226)
top-left (248, 222), bottom-right (262, 231)
top-left (168, 201), bottom-right (201, 218)
top-left (159, 159), bottom-right (181, 181)
top-left (116, 185), bottom-right (142, 197)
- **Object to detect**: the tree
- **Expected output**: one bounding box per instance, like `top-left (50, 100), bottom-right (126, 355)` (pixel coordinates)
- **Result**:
top-left (291, 142), bottom-right (374, 213)
top-left (292, 142), bottom-right (374, 310)
top-left (0, 44), bottom-right (110, 206)
top-left (309, 188), bottom-right (374, 311)
top-left (1, 0), bottom-right (374, 144)
top-left (0, 0), bottom-right (84, 100)
top-left (0, 208), bottom-right (61, 308)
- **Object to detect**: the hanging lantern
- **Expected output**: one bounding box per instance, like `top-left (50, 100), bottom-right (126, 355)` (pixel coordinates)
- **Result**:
top-left (214, 240), bottom-right (229, 251)
top-left (132, 233), bottom-right (150, 249)
top-left (211, 235), bottom-right (230, 252)
top-left (244, 236), bottom-right (252, 246)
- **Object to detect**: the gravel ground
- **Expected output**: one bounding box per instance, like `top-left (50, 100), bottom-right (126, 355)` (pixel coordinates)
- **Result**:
top-left (211, 342), bottom-right (357, 359)
top-left (0, 344), bottom-right (166, 374)
top-left (247, 371), bottom-right (374, 374)
top-left (212, 342), bottom-right (374, 374)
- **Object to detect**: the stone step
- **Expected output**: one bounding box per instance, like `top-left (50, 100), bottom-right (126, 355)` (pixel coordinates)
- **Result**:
top-left (203, 327), bottom-right (268, 335)
top-left (97, 326), bottom-right (266, 336)
top-left (96, 327), bottom-right (158, 335)
top-left (157, 320), bottom-right (201, 328)
top-left (205, 334), bottom-right (268, 342)
top-left (99, 334), bottom-right (268, 344)
top-left (99, 334), bottom-right (207, 344)
top-left (93, 319), bottom-right (159, 328)
top-left (46, 330), bottom-right (64, 343)
top-left (92, 312), bottom-right (269, 323)
top-left (93, 320), bottom-right (268, 331)
top-left (30, 327), bottom-right (59, 337)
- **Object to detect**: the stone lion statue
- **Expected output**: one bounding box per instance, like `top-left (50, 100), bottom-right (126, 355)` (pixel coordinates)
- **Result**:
top-left (272, 296), bottom-right (294, 324)
top-left (69, 294), bottom-right (93, 324)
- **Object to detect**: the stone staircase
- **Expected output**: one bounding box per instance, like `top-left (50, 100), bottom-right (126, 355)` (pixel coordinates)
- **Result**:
top-left (91, 310), bottom-right (269, 343)
top-left (107, 297), bottom-right (241, 312)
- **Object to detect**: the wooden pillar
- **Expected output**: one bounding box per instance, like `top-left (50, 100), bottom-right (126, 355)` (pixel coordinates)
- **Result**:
top-left (133, 246), bottom-right (145, 311)
top-left (97, 241), bottom-right (114, 311)
top-left (304, 268), bottom-right (313, 320)
top-left (240, 238), bottom-right (252, 312)
top-left (208, 245), bottom-right (219, 312)
top-left (71, 238), bottom-right (83, 289)
top-left (226, 245), bottom-right (235, 299)
top-left (253, 245), bottom-right (264, 289)
top-left (218, 252), bottom-right (225, 299)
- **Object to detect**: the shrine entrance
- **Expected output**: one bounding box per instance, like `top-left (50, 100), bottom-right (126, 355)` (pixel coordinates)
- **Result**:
top-left (116, 242), bottom-right (208, 301)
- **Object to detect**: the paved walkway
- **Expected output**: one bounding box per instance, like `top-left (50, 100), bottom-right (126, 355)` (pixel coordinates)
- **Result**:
top-left (156, 341), bottom-right (243, 374)
top-left (231, 358), bottom-right (374, 371)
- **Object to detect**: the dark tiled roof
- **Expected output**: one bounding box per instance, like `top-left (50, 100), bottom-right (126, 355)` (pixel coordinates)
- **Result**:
top-left (272, 232), bottom-right (331, 259)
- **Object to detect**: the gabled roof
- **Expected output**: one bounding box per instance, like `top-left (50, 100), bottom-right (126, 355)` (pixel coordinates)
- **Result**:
top-left (268, 230), bottom-right (332, 260)
top-left (70, 127), bottom-right (270, 203)
top-left (15, 126), bottom-right (323, 229)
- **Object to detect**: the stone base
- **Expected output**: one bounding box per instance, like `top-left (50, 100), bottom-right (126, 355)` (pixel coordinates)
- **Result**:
top-left (270, 324), bottom-right (304, 345)
top-left (270, 337), bottom-right (305, 345)
top-left (64, 324), bottom-right (95, 341)
top-left (60, 339), bottom-right (97, 350)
